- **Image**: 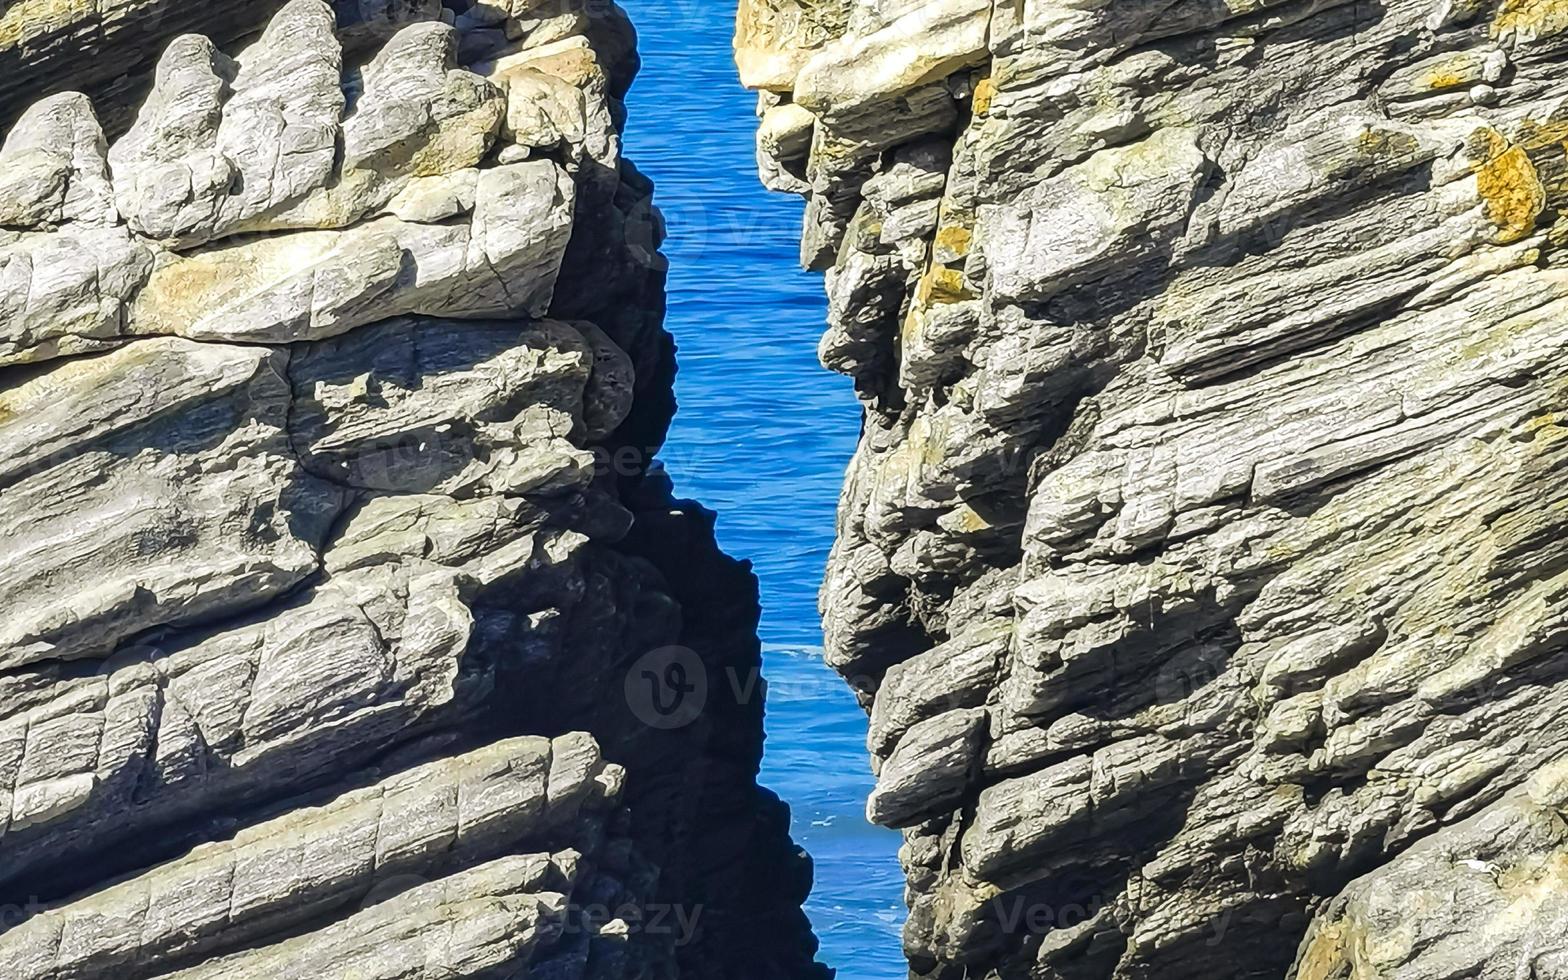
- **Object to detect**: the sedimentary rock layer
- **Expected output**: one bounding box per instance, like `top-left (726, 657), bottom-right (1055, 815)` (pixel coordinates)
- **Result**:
top-left (740, 0), bottom-right (1568, 976)
top-left (0, 2), bottom-right (826, 978)
top-left (0, 0), bottom-right (445, 133)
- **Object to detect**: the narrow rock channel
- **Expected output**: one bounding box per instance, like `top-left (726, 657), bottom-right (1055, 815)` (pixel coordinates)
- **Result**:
top-left (621, 3), bottom-right (907, 975)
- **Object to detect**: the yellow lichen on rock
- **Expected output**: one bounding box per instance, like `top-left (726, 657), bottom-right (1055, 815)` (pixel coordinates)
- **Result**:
top-left (1476, 143), bottom-right (1547, 243)
top-left (951, 504), bottom-right (992, 534)
top-left (0, 0), bottom-right (95, 51)
top-left (902, 261), bottom-right (969, 362)
top-left (1292, 922), bottom-right (1351, 980)
top-left (1494, 0), bottom-right (1568, 43)
top-left (917, 264), bottom-right (971, 305)
top-left (934, 225), bottom-right (972, 258)
top-left (972, 77), bottom-right (997, 116)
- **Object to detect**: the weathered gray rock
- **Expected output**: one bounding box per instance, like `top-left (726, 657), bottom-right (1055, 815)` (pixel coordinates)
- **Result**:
top-left (0, 3), bottom-right (584, 367)
top-left (0, 338), bottom-right (343, 671)
top-left (0, 3), bottom-right (828, 979)
top-left (0, 735), bottom-right (615, 979)
top-left (1291, 763), bottom-right (1568, 980)
top-left (123, 161), bottom-right (576, 346)
top-left (0, 92), bottom-right (116, 229)
top-left (0, 0), bottom-right (444, 134)
top-left (162, 854), bottom-right (574, 980)
top-left (288, 316), bottom-right (600, 497)
top-left (0, 549), bottom-right (516, 888)
top-left (867, 706), bottom-right (985, 827)
top-left (108, 0), bottom-right (345, 244)
top-left (741, 0), bottom-right (1568, 976)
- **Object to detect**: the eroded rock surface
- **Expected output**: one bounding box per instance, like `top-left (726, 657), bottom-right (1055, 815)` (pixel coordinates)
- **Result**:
top-left (740, 0), bottom-right (1568, 976)
top-left (0, 3), bottom-right (827, 978)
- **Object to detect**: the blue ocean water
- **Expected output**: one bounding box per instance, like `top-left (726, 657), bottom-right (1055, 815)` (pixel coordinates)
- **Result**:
top-left (620, 3), bottom-right (907, 975)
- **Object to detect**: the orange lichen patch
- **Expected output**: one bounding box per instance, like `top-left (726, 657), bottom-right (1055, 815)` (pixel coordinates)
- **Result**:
top-left (972, 77), bottom-right (998, 115)
top-left (1477, 144), bottom-right (1547, 243)
top-left (1406, 50), bottom-right (1489, 91)
top-left (1498, 115), bottom-right (1568, 203)
top-left (915, 264), bottom-right (971, 306)
top-left (934, 224), bottom-right (973, 257)
top-left (1494, 0), bottom-right (1568, 43)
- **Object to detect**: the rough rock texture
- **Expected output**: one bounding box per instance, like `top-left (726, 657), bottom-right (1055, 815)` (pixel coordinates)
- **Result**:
top-left (0, 3), bottom-right (828, 978)
top-left (741, 0), bottom-right (1568, 977)
top-left (0, 0), bottom-right (446, 133)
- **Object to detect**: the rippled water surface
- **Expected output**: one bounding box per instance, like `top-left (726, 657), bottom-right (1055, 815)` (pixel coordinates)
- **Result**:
top-left (621, 2), bottom-right (906, 975)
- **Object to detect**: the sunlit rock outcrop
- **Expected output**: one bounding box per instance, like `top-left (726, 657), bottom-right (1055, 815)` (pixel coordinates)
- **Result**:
top-left (741, 0), bottom-right (1568, 976)
top-left (0, 3), bottom-right (828, 977)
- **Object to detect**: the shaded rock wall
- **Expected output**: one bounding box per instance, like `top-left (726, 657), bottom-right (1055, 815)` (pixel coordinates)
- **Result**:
top-left (0, 2), bottom-right (827, 978)
top-left (739, 0), bottom-right (1568, 977)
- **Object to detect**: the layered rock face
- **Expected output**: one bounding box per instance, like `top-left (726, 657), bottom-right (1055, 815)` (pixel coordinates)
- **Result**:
top-left (0, 0), bottom-right (447, 132)
top-left (740, 0), bottom-right (1568, 977)
top-left (0, 2), bottom-right (826, 978)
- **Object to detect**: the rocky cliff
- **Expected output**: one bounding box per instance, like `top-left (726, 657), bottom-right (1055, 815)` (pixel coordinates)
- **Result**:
top-left (0, 2), bottom-right (827, 978)
top-left (739, 0), bottom-right (1568, 977)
